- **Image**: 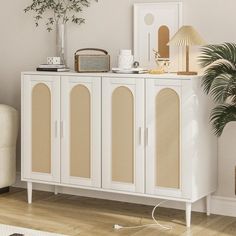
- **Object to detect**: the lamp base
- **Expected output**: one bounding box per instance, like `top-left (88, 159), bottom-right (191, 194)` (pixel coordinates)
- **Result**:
top-left (177, 71), bottom-right (198, 76)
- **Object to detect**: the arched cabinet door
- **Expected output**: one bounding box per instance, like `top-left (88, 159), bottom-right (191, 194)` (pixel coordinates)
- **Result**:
top-left (145, 79), bottom-right (190, 198)
top-left (22, 75), bottom-right (60, 183)
top-left (60, 76), bottom-right (101, 188)
top-left (102, 77), bottom-right (145, 193)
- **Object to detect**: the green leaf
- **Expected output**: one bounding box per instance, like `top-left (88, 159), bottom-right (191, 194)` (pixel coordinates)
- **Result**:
top-left (199, 42), bottom-right (236, 136)
top-left (24, 0), bottom-right (98, 30)
top-left (199, 43), bottom-right (236, 68)
top-left (210, 104), bottom-right (236, 136)
top-left (210, 73), bottom-right (236, 103)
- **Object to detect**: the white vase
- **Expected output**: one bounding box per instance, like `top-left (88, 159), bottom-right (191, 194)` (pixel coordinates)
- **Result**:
top-left (118, 50), bottom-right (134, 69)
top-left (56, 23), bottom-right (66, 66)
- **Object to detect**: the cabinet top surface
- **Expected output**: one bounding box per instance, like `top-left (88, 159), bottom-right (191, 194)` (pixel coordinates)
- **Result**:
top-left (22, 71), bottom-right (201, 80)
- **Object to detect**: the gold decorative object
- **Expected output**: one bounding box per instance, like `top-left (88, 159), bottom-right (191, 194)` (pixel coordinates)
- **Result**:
top-left (149, 69), bottom-right (165, 74)
top-left (168, 25), bottom-right (206, 75)
top-left (153, 49), bottom-right (170, 73)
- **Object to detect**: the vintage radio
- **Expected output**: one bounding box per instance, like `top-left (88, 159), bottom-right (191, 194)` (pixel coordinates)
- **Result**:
top-left (74, 48), bottom-right (110, 72)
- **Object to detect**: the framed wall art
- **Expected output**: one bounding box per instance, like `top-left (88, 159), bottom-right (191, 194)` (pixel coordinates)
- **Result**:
top-left (134, 2), bottom-right (182, 71)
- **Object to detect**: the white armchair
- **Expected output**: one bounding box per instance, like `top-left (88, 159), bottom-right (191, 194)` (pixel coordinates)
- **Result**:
top-left (0, 105), bottom-right (18, 192)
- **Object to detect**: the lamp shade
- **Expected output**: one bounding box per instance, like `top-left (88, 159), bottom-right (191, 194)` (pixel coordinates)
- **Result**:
top-left (168, 25), bottom-right (206, 46)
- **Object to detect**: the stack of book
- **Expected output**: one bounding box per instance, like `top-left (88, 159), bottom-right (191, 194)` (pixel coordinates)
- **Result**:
top-left (36, 64), bottom-right (70, 72)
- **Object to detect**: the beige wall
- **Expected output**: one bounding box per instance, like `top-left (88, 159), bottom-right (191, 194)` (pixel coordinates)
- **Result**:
top-left (0, 0), bottom-right (55, 170)
top-left (0, 0), bottom-right (235, 198)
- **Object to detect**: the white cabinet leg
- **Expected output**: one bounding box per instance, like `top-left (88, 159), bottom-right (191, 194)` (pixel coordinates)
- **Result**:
top-left (206, 194), bottom-right (211, 216)
top-left (54, 186), bottom-right (59, 195)
top-left (185, 202), bottom-right (192, 228)
top-left (27, 182), bottom-right (32, 204)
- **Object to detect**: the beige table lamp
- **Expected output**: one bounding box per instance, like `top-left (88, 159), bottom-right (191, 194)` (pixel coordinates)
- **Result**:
top-left (168, 25), bottom-right (206, 75)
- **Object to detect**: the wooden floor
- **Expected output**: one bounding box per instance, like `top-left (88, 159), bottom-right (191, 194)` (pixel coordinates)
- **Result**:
top-left (0, 188), bottom-right (235, 236)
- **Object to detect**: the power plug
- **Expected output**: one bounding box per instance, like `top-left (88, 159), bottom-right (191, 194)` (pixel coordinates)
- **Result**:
top-left (113, 224), bottom-right (123, 230)
top-left (112, 201), bottom-right (172, 231)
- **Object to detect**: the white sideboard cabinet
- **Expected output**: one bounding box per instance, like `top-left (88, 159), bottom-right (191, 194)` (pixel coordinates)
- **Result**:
top-left (21, 72), bottom-right (217, 227)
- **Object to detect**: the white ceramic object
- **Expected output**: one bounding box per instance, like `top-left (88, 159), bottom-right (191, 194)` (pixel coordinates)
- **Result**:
top-left (118, 50), bottom-right (134, 69)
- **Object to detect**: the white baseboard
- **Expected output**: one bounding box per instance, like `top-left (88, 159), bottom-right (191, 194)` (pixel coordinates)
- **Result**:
top-left (210, 196), bottom-right (236, 217)
top-left (14, 172), bottom-right (236, 217)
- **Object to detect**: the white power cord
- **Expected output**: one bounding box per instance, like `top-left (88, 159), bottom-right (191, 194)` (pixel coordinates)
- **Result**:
top-left (113, 200), bottom-right (172, 231)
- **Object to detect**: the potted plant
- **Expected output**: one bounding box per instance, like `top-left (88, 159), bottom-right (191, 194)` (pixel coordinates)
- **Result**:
top-left (199, 42), bottom-right (236, 136)
top-left (24, 0), bottom-right (98, 65)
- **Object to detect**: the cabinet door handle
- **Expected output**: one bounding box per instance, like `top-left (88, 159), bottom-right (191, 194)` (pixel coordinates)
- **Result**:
top-left (146, 127), bottom-right (149, 146)
top-left (55, 121), bottom-right (58, 138)
top-left (139, 127), bottom-right (142, 145)
top-left (60, 121), bottom-right (64, 139)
